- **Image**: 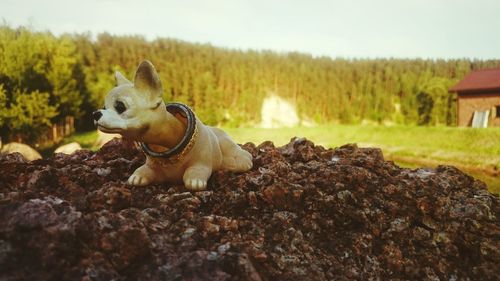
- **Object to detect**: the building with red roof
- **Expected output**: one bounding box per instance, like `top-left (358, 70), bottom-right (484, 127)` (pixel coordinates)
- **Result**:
top-left (449, 68), bottom-right (500, 127)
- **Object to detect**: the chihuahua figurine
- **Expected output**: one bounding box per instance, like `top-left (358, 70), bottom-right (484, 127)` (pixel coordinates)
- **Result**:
top-left (93, 60), bottom-right (253, 190)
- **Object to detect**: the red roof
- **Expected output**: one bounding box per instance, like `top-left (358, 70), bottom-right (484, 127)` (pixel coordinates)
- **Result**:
top-left (449, 68), bottom-right (500, 93)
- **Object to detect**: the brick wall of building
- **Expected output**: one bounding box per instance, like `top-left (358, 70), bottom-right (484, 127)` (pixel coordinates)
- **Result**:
top-left (457, 92), bottom-right (500, 127)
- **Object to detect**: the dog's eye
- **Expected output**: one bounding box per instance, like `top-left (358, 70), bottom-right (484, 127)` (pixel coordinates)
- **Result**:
top-left (114, 101), bottom-right (126, 114)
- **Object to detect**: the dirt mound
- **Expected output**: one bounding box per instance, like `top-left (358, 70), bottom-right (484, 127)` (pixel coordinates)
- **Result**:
top-left (0, 138), bottom-right (498, 281)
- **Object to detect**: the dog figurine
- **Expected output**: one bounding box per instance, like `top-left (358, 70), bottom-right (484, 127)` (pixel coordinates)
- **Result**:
top-left (93, 60), bottom-right (253, 190)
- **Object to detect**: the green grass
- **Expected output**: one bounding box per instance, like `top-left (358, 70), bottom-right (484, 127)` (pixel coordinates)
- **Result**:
top-left (224, 125), bottom-right (500, 193)
top-left (225, 125), bottom-right (500, 171)
top-left (39, 130), bottom-right (99, 157)
top-left (63, 130), bottom-right (100, 149)
top-left (65, 125), bottom-right (500, 193)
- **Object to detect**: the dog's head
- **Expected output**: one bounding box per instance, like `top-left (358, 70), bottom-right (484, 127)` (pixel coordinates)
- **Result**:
top-left (93, 60), bottom-right (164, 140)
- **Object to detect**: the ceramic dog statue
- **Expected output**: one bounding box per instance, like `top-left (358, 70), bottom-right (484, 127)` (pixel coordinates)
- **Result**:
top-left (93, 60), bottom-right (253, 190)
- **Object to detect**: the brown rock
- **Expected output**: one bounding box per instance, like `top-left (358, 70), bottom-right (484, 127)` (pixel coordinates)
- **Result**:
top-left (0, 138), bottom-right (498, 281)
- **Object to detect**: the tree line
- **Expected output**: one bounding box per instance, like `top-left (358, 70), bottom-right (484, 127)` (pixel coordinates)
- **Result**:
top-left (1, 25), bottom-right (500, 143)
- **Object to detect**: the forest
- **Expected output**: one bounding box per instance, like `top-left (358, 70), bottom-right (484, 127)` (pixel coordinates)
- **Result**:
top-left (1, 25), bottom-right (500, 143)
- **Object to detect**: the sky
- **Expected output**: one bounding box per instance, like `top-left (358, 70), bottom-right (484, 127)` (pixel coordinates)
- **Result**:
top-left (1, 0), bottom-right (499, 59)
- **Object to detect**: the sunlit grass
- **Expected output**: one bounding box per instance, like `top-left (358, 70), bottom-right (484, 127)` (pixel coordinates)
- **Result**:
top-left (63, 130), bottom-right (100, 149)
top-left (224, 125), bottom-right (500, 193)
top-left (65, 125), bottom-right (500, 192)
top-left (224, 125), bottom-right (500, 171)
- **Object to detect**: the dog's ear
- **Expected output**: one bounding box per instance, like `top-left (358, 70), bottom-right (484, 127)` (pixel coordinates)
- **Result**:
top-left (134, 60), bottom-right (162, 103)
top-left (115, 71), bottom-right (131, 86)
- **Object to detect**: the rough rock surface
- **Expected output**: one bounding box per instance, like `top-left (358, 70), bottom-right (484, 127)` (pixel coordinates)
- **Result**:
top-left (0, 138), bottom-right (498, 281)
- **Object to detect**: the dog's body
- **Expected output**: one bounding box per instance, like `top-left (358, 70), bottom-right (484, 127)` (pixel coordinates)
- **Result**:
top-left (93, 60), bottom-right (252, 190)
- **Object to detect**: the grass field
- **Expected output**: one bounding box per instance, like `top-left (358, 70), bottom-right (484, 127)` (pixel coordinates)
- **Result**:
top-left (63, 125), bottom-right (500, 193)
top-left (225, 125), bottom-right (500, 171)
top-left (225, 125), bottom-right (500, 193)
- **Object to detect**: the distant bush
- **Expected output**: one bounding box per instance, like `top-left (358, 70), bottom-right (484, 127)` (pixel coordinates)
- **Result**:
top-left (2, 89), bottom-right (57, 142)
top-left (1, 24), bottom-right (500, 143)
top-left (0, 26), bottom-right (80, 142)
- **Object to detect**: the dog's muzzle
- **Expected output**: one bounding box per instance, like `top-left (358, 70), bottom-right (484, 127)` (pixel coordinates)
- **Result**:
top-left (93, 111), bottom-right (103, 121)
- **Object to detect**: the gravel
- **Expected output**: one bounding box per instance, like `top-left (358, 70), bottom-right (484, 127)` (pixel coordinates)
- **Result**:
top-left (0, 138), bottom-right (498, 281)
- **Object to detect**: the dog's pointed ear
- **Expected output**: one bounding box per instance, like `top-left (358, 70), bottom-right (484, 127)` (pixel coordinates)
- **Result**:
top-left (134, 60), bottom-right (162, 103)
top-left (115, 71), bottom-right (131, 86)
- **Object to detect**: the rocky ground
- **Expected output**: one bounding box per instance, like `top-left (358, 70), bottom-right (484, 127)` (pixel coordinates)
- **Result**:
top-left (0, 138), bottom-right (498, 281)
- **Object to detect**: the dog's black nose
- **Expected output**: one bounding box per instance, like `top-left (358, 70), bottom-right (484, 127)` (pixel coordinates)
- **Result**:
top-left (93, 111), bottom-right (103, 121)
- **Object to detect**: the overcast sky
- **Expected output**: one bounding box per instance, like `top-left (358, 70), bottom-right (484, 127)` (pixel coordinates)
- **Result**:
top-left (1, 0), bottom-right (499, 59)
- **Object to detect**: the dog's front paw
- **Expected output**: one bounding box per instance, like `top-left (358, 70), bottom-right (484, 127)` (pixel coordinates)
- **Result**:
top-left (127, 165), bottom-right (155, 186)
top-left (127, 174), bottom-right (152, 186)
top-left (184, 178), bottom-right (207, 191)
top-left (183, 165), bottom-right (211, 191)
